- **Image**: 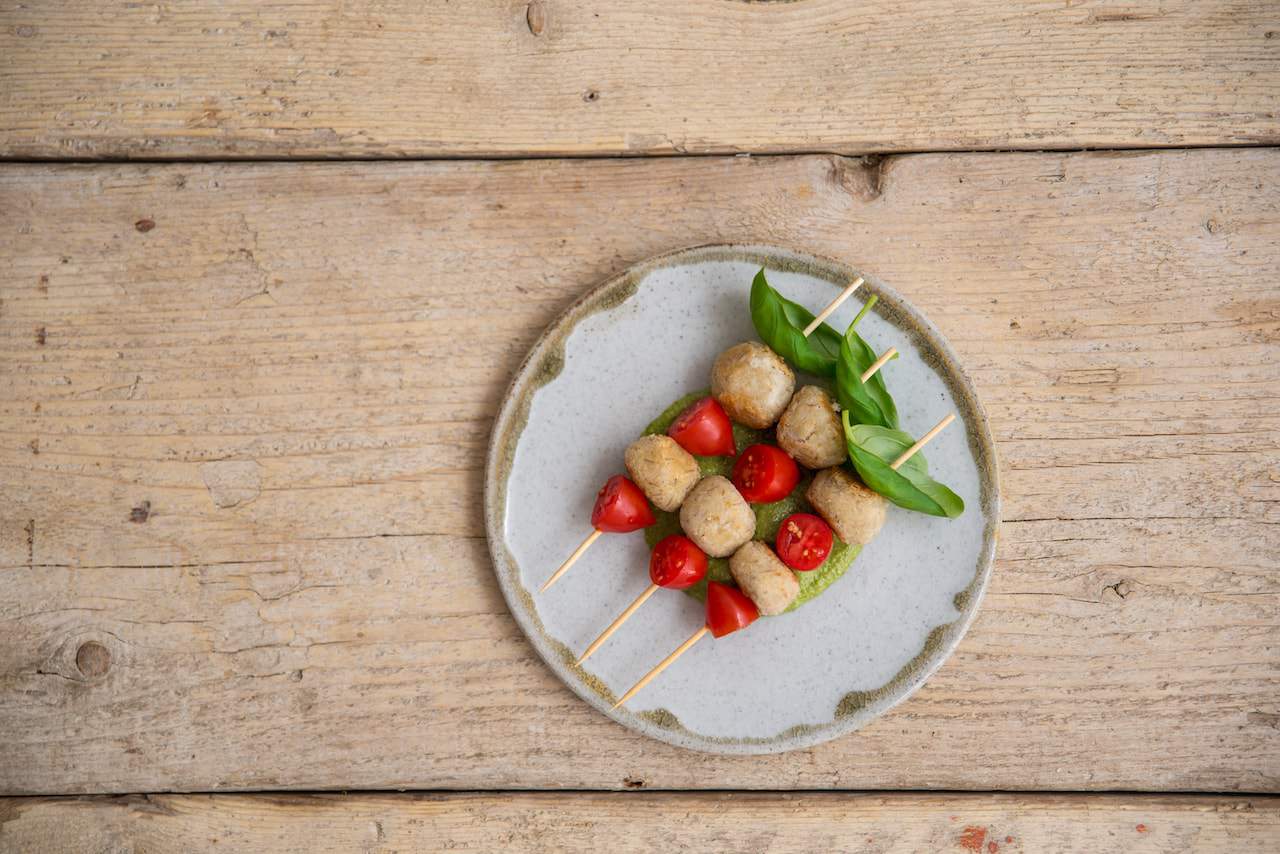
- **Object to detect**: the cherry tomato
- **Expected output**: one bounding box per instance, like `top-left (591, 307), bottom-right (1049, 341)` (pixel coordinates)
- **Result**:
top-left (705, 581), bottom-right (759, 638)
top-left (649, 534), bottom-right (708, 590)
top-left (731, 444), bottom-right (800, 503)
top-left (667, 396), bottom-right (736, 457)
top-left (590, 475), bottom-right (655, 533)
top-left (775, 513), bottom-right (834, 571)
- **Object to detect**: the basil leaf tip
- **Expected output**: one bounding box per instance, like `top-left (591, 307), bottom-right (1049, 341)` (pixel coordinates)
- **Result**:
top-left (749, 268), bottom-right (842, 377)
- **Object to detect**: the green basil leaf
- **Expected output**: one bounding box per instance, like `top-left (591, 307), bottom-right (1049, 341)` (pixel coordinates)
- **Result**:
top-left (749, 268), bottom-right (842, 377)
top-left (843, 415), bottom-right (964, 518)
top-left (834, 295), bottom-right (900, 429)
top-left (847, 423), bottom-right (928, 475)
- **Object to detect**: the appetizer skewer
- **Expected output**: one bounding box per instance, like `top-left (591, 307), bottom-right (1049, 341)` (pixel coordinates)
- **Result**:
top-left (540, 475), bottom-right (655, 592)
top-left (573, 347), bottom-right (898, 662)
top-left (611, 411), bottom-right (957, 708)
top-left (613, 581), bottom-right (758, 709)
top-left (577, 534), bottom-right (706, 665)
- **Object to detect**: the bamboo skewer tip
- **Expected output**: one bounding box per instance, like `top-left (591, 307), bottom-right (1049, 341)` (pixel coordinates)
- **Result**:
top-left (890, 413), bottom-right (956, 471)
top-left (576, 583), bottom-right (659, 665)
top-left (860, 346), bottom-right (897, 383)
top-left (612, 625), bottom-right (709, 709)
top-left (802, 276), bottom-right (864, 337)
top-left (540, 528), bottom-right (603, 593)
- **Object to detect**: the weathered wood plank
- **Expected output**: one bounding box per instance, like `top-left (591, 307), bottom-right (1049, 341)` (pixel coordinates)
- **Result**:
top-left (1, 1), bottom-right (1277, 158)
top-left (2, 793), bottom-right (1278, 853)
top-left (0, 151), bottom-right (1277, 794)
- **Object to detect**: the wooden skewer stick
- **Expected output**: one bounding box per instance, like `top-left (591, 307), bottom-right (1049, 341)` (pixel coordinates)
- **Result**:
top-left (578, 350), bottom-right (898, 664)
top-left (613, 626), bottom-right (709, 709)
top-left (860, 346), bottom-right (897, 383)
top-left (803, 277), bottom-right (864, 337)
top-left (890, 413), bottom-right (956, 471)
top-left (540, 529), bottom-right (603, 593)
top-left (577, 583), bottom-right (659, 665)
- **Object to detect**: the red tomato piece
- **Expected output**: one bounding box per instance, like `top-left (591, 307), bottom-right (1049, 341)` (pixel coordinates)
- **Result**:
top-left (775, 512), bottom-right (834, 571)
top-left (590, 475), bottom-right (655, 533)
top-left (705, 581), bottom-right (760, 638)
top-left (649, 534), bottom-right (708, 590)
top-left (667, 396), bottom-right (736, 457)
top-left (731, 444), bottom-right (800, 503)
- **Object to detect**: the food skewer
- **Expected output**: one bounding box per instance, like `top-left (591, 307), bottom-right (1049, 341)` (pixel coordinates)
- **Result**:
top-left (577, 534), bottom-right (706, 665)
top-left (613, 582), bottom-right (758, 709)
top-left (541, 475), bottom-right (655, 593)
top-left (546, 405), bottom-right (721, 594)
top-left (611, 410), bottom-right (958, 709)
top-left (803, 276), bottom-right (864, 337)
top-left (575, 347), bottom-right (898, 663)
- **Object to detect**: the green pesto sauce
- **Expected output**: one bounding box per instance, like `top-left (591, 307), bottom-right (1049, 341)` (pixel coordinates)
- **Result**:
top-left (642, 391), bottom-right (861, 612)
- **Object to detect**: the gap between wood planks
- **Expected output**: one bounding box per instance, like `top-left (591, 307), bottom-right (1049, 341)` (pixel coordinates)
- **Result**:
top-left (0, 140), bottom-right (1277, 165)
top-left (4, 788), bottom-right (1272, 797)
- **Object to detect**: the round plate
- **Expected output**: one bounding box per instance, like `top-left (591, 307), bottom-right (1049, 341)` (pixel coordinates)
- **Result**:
top-left (485, 245), bottom-right (999, 754)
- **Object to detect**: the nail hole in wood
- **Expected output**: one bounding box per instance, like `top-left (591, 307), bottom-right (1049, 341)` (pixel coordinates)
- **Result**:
top-left (526, 1), bottom-right (546, 36)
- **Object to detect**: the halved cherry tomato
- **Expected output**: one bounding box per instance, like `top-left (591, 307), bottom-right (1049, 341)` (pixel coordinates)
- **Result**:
top-left (731, 444), bottom-right (800, 503)
top-left (590, 475), bottom-right (655, 533)
top-left (649, 534), bottom-right (708, 590)
top-left (667, 396), bottom-right (736, 457)
top-left (775, 512), bottom-right (834, 571)
top-left (705, 581), bottom-right (759, 638)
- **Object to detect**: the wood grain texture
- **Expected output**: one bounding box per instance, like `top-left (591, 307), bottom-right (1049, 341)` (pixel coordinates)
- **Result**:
top-left (1, 1), bottom-right (1278, 159)
top-left (0, 150), bottom-right (1277, 795)
top-left (2, 793), bottom-right (1278, 853)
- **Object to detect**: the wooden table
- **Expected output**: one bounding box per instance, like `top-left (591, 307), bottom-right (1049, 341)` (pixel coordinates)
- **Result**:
top-left (1, 2), bottom-right (1278, 851)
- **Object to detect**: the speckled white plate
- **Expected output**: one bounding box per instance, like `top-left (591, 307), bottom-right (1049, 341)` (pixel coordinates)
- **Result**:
top-left (485, 245), bottom-right (999, 754)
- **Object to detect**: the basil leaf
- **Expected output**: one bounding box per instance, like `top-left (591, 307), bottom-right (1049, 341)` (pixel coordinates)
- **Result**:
top-left (834, 294), bottom-right (900, 429)
top-left (843, 416), bottom-right (964, 518)
top-left (749, 268), bottom-right (843, 377)
top-left (848, 423), bottom-right (929, 475)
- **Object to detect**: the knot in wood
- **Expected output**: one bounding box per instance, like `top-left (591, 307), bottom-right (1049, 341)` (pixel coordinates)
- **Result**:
top-left (76, 641), bottom-right (111, 678)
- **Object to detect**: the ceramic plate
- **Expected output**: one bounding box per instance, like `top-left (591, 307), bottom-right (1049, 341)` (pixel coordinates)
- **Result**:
top-left (485, 244), bottom-right (999, 754)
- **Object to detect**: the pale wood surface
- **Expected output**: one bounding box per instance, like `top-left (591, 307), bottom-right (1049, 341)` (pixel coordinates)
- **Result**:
top-left (1, 150), bottom-right (1277, 795)
top-left (1, 1), bottom-right (1278, 159)
top-left (2, 793), bottom-right (1278, 853)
